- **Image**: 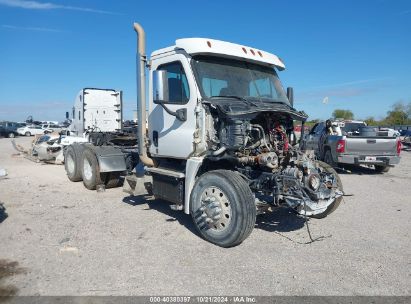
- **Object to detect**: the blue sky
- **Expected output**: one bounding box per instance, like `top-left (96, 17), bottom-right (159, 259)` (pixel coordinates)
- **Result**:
top-left (0, 0), bottom-right (410, 122)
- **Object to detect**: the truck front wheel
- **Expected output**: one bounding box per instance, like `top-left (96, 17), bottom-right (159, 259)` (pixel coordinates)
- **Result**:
top-left (190, 170), bottom-right (256, 247)
top-left (310, 161), bottom-right (343, 219)
top-left (81, 149), bottom-right (104, 190)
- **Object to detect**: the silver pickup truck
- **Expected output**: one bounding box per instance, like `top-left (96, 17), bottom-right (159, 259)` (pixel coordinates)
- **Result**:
top-left (302, 121), bottom-right (401, 173)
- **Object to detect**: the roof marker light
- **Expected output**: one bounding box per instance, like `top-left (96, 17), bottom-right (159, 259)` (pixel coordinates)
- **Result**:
top-left (250, 49), bottom-right (255, 55)
top-left (242, 47), bottom-right (247, 54)
top-left (257, 51), bottom-right (263, 57)
top-left (207, 41), bottom-right (212, 48)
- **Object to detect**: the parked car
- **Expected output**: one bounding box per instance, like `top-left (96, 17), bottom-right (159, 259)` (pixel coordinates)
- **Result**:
top-left (0, 121), bottom-right (24, 138)
top-left (301, 120), bottom-right (401, 173)
top-left (17, 125), bottom-right (45, 136)
top-left (0, 126), bottom-right (19, 138)
top-left (41, 124), bottom-right (63, 134)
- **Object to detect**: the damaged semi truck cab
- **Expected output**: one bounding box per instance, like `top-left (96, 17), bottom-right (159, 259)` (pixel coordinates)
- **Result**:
top-left (124, 23), bottom-right (344, 247)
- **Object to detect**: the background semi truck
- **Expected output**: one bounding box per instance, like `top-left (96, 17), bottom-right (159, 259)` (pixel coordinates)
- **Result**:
top-left (63, 88), bottom-right (138, 190)
top-left (64, 23), bottom-right (344, 247)
top-left (68, 88), bottom-right (123, 136)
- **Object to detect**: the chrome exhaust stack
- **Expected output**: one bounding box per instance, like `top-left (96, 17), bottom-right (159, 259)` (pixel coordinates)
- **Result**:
top-left (133, 22), bottom-right (154, 167)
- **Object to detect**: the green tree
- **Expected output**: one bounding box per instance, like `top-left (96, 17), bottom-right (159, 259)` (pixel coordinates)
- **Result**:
top-left (332, 109), bottom-right (354, 120)
top-left (385, 102), bottom-right (409, 125)
top-left (364, 117), bottom-right (377, 126)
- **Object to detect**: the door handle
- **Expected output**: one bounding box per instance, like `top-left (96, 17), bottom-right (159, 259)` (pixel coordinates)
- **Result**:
top-left (153, 131), bottom-right (158, 147)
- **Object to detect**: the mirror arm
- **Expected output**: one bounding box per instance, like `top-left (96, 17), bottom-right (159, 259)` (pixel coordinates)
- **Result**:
top-left (157, 102), bottom-right (187, 121)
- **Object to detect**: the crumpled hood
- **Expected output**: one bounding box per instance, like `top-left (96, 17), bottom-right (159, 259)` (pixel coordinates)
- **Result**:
top-left (204, 99), bottom-right (308, 121)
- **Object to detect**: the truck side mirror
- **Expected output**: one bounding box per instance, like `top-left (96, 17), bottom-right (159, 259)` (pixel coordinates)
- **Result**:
top-left (287, 87), bottom-right (294, 107)
top-left (153, 70), bottom-right (169, 103)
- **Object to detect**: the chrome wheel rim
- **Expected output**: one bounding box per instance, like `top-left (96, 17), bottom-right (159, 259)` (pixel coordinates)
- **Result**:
top-left (83, 158), bottom-right (93, 181)
top-left (199, 186), bottom-right (232, 231)
top-left (66, 154), bottom-right (75, 174)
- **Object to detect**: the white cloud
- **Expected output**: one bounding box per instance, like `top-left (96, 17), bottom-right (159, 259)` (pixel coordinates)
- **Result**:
top-left (2, 24), bottom-right (64, 32)
top-left (309, 78), bottom-right (388, 90)
top-left (0, 0), bottom-right (117, 14)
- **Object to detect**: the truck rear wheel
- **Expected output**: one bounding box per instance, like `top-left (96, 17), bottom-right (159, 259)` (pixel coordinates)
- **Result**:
top-left (65, 145), bottom-right (82, 182)
top-left (190, 170), bottom-right (256, 247)
top-left (81, 149), bottom-right (104, 190)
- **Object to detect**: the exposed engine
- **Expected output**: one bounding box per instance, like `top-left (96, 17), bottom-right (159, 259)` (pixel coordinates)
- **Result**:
top-left (207, 111), bottom-right (343, 217)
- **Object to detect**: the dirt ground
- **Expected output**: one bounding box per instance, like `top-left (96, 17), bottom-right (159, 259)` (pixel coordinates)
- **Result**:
top-left (0, 136), bottom-right (410, 296)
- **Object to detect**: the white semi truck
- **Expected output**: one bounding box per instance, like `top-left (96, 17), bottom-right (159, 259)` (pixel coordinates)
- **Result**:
top-left (65, 23), bottom-right (344, 247)
top-left (68, 88), bottom-right (123, 136)
top-left (63, 88), bottom-right (138, 189)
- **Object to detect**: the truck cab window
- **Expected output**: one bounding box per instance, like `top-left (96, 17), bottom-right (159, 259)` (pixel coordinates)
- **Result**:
top-left (202, 78), bottom-right (228, 97)
top-left (157, 62), bottom-right (190, 104)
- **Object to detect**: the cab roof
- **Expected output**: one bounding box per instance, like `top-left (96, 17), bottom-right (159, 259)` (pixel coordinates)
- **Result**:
top-left (151, 38), bottom-right (285, 70)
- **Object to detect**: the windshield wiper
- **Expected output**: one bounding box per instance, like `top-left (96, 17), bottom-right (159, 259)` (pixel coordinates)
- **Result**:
top-left (210, 95), bottom-right (246, 101)
top-left (209, 95), bottom-right (259, 107)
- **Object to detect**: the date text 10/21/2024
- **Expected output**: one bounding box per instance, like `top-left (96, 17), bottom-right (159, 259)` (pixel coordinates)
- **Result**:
top-left (149, 296), bottom-right (257, 303)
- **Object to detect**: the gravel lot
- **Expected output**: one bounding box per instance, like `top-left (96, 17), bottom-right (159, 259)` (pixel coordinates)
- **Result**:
top-left (0, 136), bottom-right (410, 296)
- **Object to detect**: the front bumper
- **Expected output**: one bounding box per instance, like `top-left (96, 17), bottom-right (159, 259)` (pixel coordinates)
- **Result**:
top-left (337, 154), bottom-right (401, 166)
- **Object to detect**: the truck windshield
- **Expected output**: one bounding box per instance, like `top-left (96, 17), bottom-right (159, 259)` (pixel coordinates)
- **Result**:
top-left (192, 56), bottom-right (290, 105)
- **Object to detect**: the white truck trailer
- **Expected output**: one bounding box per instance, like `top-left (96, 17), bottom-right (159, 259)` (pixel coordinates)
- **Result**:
top-left (68, 88), bottom-right (123, 136)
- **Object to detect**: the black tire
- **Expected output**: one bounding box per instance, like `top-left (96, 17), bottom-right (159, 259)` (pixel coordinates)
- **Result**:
top-left (310, 160), bottom-right (344, 219)
top-left (375, 165), bottom-right (390, 173)
top-left (25, 131), bottom-right (31, 136)
top-left (81, 149), bottom-right (104, 190)
top-left (323, 149), bottom-right (337, 167)
top-left (104, 171), bottom-right (123, 188)
top-left (64, 145), bottom-right (82, 182)
top-left (190, 170), bottom-right (256, 247)
top-left (8, 133), bottom-right (15, 138)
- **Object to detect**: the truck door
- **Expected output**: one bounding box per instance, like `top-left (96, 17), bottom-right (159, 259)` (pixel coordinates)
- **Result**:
top-left (148, 55), bottom-right (197, 159)
top-left (305, 123), bottom-right (324, 150)
top-left (305, 123), bottom-right (318, 150)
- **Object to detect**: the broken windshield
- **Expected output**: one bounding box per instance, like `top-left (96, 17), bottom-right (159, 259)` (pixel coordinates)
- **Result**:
top-left (192, 56), bottom-right (290, 105)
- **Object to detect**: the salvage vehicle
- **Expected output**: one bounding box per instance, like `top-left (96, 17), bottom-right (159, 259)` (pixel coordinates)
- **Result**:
top-left (116, 23), bottom-right (345, 247)
top-left (42, 124), bottom-right (64, 134)
top-left (17, 125), bottom-right (45, 136)
top-left (32, 133), bottom-right (64, 163)
top-left (302, 120), bottom-right (401, 173)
